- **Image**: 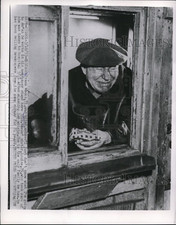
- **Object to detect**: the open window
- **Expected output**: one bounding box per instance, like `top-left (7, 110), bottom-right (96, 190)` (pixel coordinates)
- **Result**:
top-left (59, 6), bottom-right (149, 165)
top-left (67, 9), bottom-right (134, 154)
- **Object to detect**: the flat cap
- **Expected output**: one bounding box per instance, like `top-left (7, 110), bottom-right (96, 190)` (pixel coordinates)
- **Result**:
top-left (76, 38), bottom-right (128, 67)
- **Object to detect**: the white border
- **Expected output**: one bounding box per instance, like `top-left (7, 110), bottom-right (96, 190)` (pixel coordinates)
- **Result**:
top-left (1, 0), bottom-right (176, 224)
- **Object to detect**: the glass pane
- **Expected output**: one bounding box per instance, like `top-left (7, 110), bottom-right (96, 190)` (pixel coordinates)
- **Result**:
top-left (28, 20), bottom-right (55, 147)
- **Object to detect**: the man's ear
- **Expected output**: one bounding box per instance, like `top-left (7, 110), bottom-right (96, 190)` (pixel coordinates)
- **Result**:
top-left (81, 67), bottom-right (86, 75)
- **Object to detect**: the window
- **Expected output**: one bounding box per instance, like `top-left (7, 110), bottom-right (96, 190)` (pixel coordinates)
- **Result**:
top-left (27, 6), bottom-right (150, 169)
top-left (28, 6), bottom-right (58, 148)
top-left (67, 9), bottom-right (134, 154)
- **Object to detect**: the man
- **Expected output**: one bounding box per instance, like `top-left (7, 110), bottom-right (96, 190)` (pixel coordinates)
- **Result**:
top-left (68, 38), bottom-right (132, 151)
top-left (28, 38), bottom-right (132, 151)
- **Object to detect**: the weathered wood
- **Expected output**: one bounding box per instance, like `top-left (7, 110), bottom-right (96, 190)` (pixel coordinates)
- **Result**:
top-left (50, 19), bottom-right (58, 146)
top-left (163, 190), bottom-right (170, 210)
top-left (69, 144), bottom-right (129, 156)
top-left (113, 188), bottom-right (145, 204)
top-left (71, 6), bottom-right (145, 14)
top-left (140, 8), bottom-right (162, 210)
top-left (58, 6), bottom-right (70, 165)
top-left (28, 148), bottom-right (62, 173)
top-left (139, 7), bottom-right (172, 209)
top-left (28, 146), bottom-right (139, 173)
top-left (67, 194), bottom-right (115, 210)
top-left (28, 154), bottom-right (155, 200)
top-left (156, 14), bottom-right (172, 209)
top-left (66, 188), bottom-right (145, 210)
top-left (146, 8), bottom-right (165, 210)
top-left (30, 180), bottom-right (147, 209)
top-left (56, 6), bottom-right (61, 148)
top-left (70, 8), bottom-right (137, 20)
top-left (150, 8), bottom-right (164, 156)
top-left (146, 169), bottom-right (158, 210)
top-left (32, 179), bottom-right (117, 209)
top-left (109, 177), bottom-right (147, 195)
top-left (68, 147), bottom-right (140, 167)
top-left (28, 146), bottom-right (57, 154)
top-left (141, 7), bottom-right (156, 154)
top-left (29, 5), bottom-right (58, 18)
top-left (135, 200), bottom-right (146, 210)
top-left (131, 8), bottom-right (147, 150)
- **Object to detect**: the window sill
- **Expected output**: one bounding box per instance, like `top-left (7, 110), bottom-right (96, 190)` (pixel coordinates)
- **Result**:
top-left (28, 146), bottom-right (156, 201)
top-left (28, 146), bottom-right (62, 173)
top-left (68, 144), bottom-right (141, 167)
top-left (28, 144), bottom-right (136, 173)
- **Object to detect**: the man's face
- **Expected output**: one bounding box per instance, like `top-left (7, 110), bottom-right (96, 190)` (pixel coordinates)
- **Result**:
top-left (84, 66), bottom-right (119, 94)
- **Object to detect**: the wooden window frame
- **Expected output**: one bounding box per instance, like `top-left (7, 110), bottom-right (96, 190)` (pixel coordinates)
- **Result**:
top-left (67, 7), bottom-right (146, 157)
top-left (58, 6), bottom-right (147, 163)
top-left (28, 6), bottom-right (148, 171)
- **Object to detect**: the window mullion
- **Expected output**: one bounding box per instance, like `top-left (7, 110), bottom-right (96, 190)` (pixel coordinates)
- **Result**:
top-left (58, 6), bottom-right (70, 165)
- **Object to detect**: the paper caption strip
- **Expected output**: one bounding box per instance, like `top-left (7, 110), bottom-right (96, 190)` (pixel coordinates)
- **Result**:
top-left (10, 15), bottom-right (28, 209)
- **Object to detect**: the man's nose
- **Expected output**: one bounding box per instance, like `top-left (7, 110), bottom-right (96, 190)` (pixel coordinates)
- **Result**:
top-left (102, 69), bottom-right (111, 81)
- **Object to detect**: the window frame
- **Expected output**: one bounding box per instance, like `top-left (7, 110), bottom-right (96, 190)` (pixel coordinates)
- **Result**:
top-left (62, 6), bottom-right (147, 165)
top-left (28, 5), bottom-right (149, 172)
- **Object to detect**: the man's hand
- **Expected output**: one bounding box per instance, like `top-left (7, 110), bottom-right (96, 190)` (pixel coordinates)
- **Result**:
top-left (75, 130), bottom-right (111, 150)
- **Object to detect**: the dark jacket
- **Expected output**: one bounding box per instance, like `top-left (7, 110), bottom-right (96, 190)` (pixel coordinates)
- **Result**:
top-left (68, 65), bottom-right (132, 149)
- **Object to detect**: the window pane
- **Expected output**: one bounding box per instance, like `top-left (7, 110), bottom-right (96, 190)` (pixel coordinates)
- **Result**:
top-left (28, 20), bottom-right (55, 147)
top-left (28, 21), bottom-right (54, 105)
